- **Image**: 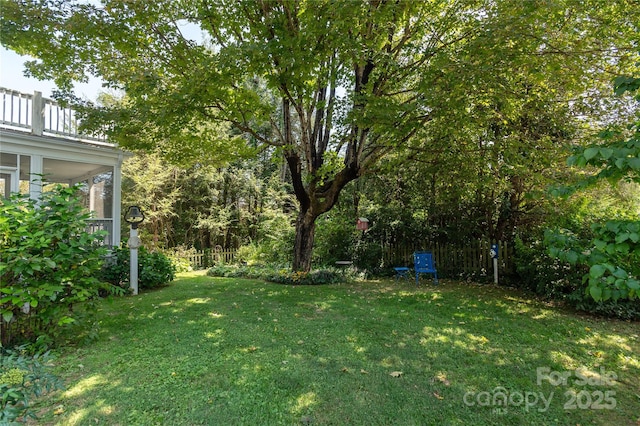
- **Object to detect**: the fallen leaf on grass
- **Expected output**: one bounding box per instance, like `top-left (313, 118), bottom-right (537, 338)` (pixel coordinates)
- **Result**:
top-left (360, 369), bottom-right (369, 374)
top-left (433, 373), bottom-right (451, 386)
top-left (390, 371), bottom-right (403, 378)
top-left (53, 405), bottom-right (65, 415)
top-left (433, 392), bottom-right (444, 400)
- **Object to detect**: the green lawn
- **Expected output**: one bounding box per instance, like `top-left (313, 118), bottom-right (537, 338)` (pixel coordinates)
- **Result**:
top-left (36, 271), bottom-right (639, 425)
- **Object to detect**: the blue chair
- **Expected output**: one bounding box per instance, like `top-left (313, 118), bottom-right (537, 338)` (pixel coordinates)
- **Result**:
top-left (414, 251), bottom-right (438, 285)
top-left (393, 266), bottom-right (410, 281)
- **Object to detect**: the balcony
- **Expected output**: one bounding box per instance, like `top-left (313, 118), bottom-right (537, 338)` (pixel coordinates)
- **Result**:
top-left (1, 87), bottom-right (130, 248)
top-left (0, 87), bottom-right (111, 145)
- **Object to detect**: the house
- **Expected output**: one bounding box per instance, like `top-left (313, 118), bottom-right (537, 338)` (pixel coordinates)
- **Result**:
top-left (0, 87), bottom-right (131, 246)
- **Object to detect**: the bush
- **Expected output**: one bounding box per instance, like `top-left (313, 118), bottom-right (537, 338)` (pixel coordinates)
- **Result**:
top-left (236, 239), bottom-right (293, 266)
top-left (99, 246), bottom-right (176, 290)
top-left (351, 236), bottom-right (385, 274)
top-left (206, 264), bottom-right (364, 285)
top-left (313, 216), bottom-right (353, 267)
top-left (513, 237), bottom-right (585, 299)
top-left (163, 246), bottom-right (196, 272)
top-left (235, 243), bottom-right (272, 266)
top-left (0, 346), bottom-right (64, 423)
top-left (99, 247), bottom-right (130, 291)
top-left (0, 185), bottom-right (110, 348)
top-left (139, 250), bottom-right (176, 289)
top-left (515, 235), bottom-right (640, 320)
top-left (570, 295), bottom-right (640, 320)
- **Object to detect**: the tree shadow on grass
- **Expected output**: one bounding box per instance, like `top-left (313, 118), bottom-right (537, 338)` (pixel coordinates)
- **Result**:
top-left (37, 276), bottom-right (640, 425)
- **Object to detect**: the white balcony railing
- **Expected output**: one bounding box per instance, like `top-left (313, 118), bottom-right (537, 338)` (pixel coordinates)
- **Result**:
top-left (0, 87), bottom-right (111, 145)
top-left (86, 219), bottom-right (114, 246)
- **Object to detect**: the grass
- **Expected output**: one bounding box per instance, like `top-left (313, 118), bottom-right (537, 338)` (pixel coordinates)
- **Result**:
top-left (32, 271), bottom-right (639, 425)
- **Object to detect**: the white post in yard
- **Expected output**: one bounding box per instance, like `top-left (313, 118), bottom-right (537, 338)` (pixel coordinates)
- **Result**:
top-left (490, 244), bottom-right (499, 285)
top-left (128, 227), bottom-right (140, 295)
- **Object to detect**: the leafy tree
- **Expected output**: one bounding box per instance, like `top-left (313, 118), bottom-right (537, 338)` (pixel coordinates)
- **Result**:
top-left (546, 74), bottom-right (640, 303)
top-left (121, 152), bottom-right (182, 248)
top-left (120, 149), bottom-right (293, 252)
top-left (2, 0), bottom-right (638, 270)
top-left (567, 76), bottom-right (640, 187)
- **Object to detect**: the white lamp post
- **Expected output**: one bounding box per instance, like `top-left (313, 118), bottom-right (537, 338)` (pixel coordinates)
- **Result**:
top-left (124, 205), bottom-right (144, 295)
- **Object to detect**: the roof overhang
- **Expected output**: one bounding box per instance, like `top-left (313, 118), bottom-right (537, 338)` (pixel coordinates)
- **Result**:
top-left (0, 127), bottom-right (132, 183)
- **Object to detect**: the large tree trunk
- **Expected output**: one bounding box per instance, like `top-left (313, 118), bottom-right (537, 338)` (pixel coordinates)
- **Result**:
top-left (288, 160), bottom-right (361, 272)
top-left (292, 210), bottom-right (317, 272)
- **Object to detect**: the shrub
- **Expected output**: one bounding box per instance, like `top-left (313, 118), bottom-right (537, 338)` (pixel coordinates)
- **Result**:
top-left (0, 185), bottom-right (110, 348)
top-left (206, 264), bottom-right (250, 279)
top-left (139, 250), bottom-right (176, 289)
top-left (514, 234), bottom-right (640, 320)
top-left (236, 240), bottom-right (293, 266)
top-left (313, 217), bottom-right (353, 266)
top-left (572, 296), bottom-right (640, 320)
top-left (163, 246), bottom-right (197, 272)
top-left (513, 237), bottom-right (585, 299)
top-left (99, 246), bottom-right (176, 290)
top-left (206, 264), bottom-right (363, 285)
top-left (0, 346), bottom-right (64, 423)
top-left (235, 243), bottom-right (272, 266)
top-left (351, 236), bottom-right (385, 274)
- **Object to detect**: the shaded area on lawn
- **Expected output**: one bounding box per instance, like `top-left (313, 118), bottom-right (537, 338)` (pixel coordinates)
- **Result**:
top-left (38, 272), bottom-right (639, 425)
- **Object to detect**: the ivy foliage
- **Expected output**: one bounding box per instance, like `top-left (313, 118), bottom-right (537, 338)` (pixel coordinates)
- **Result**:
top-left (0, 184), bottom-right (109, 347)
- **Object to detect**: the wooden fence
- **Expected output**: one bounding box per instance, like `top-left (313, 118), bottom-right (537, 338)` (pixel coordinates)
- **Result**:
top-left (382, 240), bottom-right (514, 278)
top-left (180, 240), bottom-right (513, 277)
top-left (185, 249), bottom-right (237, 269)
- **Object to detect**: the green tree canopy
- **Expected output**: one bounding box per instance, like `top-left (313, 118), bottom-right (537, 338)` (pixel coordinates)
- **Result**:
top-left (2, 0), bottom-right (638, 270)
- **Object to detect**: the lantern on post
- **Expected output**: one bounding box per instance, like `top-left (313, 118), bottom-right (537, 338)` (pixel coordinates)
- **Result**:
top-left (124, 206), bottom-right (145, 295)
